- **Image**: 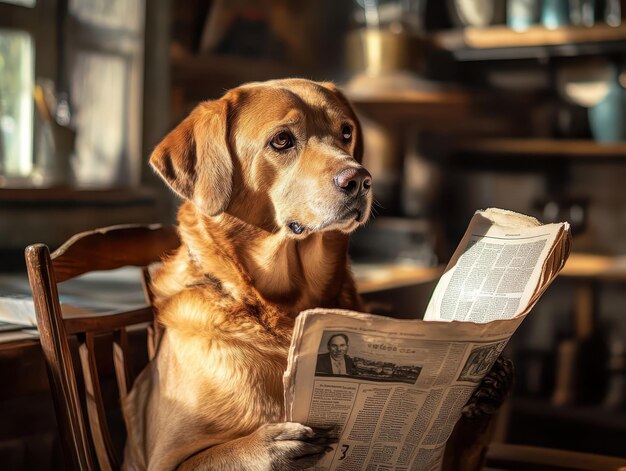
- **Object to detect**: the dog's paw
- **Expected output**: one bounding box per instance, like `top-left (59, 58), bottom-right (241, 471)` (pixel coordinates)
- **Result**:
top-left (462, 355), bottom-right (514, 421)
top-left (255, 422), bottom-right (338, 471)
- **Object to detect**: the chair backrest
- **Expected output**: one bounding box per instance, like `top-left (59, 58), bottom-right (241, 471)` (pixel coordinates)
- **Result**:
top-left (25, 224), bottom-right (180, 471)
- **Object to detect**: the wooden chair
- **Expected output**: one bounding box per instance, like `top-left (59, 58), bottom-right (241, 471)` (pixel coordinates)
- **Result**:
top-left (25, 224), bottom-right (179, 471)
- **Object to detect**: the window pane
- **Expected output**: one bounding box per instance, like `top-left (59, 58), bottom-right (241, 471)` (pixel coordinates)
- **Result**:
top-left (0, 0), bottom-right (36, 7)
top-left (69, 0), bottom-right (144, 32)
top-left (0, 29), bottom-right (34, 178)
top-left (71, 51), bottom-right (127, 187)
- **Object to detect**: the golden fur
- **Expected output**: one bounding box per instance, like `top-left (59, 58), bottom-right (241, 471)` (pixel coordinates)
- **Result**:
top-left (122, 79), bottom-right (372, 470)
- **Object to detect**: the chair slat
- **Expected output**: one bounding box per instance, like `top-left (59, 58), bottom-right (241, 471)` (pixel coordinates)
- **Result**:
top-left (142, 266), bottom-right (163, 360)
top-left (52, 224), bottom-right (179, 283)
top-left (25, 244), bottom-right (96, 471)
top-left (65, 307), bottom-right (154, 335)
top-left (113, 328), bottom-right (133, 398)
top-left (147, 324), bottom-right (157, 361)
top-left (141, 266), bottom-right (156, 306)
top-left (79, 334), bottom-right (118, 471)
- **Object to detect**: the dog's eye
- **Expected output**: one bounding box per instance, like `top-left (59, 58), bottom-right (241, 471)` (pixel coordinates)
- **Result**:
top-left (270, 131), bottom-right (294, 151)
top-left (341, 125), bottom-right (352, 142)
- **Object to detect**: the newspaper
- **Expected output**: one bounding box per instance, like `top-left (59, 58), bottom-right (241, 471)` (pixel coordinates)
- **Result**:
top-left (283, 208), bottom-right (571, 471)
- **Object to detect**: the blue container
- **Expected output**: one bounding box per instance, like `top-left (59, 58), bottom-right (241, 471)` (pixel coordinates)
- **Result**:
top-left (588, 64), bottom-right (626, 143)
top-left (542, 0), bottom-right (571, 29)
top-left (507, 0), bottom-right (541, 31)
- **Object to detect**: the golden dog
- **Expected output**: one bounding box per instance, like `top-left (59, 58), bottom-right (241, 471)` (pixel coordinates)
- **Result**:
top-left (123, 79), bottom-right (372, 470)
top-left (122, 78), bottom-right (510, 470)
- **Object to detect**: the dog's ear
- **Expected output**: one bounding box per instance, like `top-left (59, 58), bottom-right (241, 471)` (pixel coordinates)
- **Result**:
top-left (320, 82), bottom-right (364, 163)
top-left (150, 100), bottom-right (232, 216)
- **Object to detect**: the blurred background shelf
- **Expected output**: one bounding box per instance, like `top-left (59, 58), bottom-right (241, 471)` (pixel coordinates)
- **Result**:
top-left (171, 53), bottom-right (301, 84)
top-left (453, 139), bottom-right (626, 159)
top-left (562, 252), bottom-right (626, 282)
top-left (512, 396), bottom-right (626, 432)
top-left (432, 24), bottom-right (626, 61)
top-left (346, 88), bottom-right (530, 134)
top-left (170, 53), bottom-right (303, 118)
top-left (353, 263), bottom-right (443, 294)
top-left (0, 187), bottom-right (156, 206)
top-left (507, 397), bottom-right (626, 457)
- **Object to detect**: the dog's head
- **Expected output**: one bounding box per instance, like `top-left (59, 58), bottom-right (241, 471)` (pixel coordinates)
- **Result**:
top-left (151, 79), bottom-right (372, 238)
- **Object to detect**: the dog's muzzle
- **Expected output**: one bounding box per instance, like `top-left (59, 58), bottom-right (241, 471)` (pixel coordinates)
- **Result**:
top-left (333, 167), bottom-right (372, 199)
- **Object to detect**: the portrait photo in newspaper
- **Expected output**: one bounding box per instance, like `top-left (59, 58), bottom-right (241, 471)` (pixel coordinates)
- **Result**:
top-left (315, 331), bottom-right (423, 385)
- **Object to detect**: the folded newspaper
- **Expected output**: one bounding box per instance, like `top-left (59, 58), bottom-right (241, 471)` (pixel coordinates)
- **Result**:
top-left (283, 208), bottom-right (571, 471)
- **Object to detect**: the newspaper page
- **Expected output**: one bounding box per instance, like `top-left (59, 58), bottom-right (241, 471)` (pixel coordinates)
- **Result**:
top-left (283, 209), bottom-right (570, 471)
top-left (424, 208), bottom-right (570, 323)
top-left (284, 310), bottom-right (523, 471)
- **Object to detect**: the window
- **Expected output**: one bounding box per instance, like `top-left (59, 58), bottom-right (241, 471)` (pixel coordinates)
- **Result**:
top-left (0, 28), bottom-right (34, 180)
top-left (0, 0), bottom-right (145, 188)
top-left (1, 0), bottom-right (35, 7)
top-left (67, 0), bottom-right (145, 187)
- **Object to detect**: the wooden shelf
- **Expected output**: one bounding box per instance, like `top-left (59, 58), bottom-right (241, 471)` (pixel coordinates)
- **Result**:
top-left (351, 254), bottom-right (626, 292)
top-left (171, 54), bottom-right (300, 83)
top-left (170, 53), bottom-right (304, 117)
top-left (454, 138), bottom-right (626, 159)
top-left (347, 87), bottom-right (479, 107)
top-left (431, 24), bottom-right (626, 61)
top-left (353, 263), bottom-right (443, 294)
top-left (345, 87), bottom-right (526, 133)
top-left (347, 88), bottom-right (489, 128)
top-left (561, 252), bottom-right (626, 282)
top-left (434, 24), bottom-right (626, 50)
top-left (0, 187), bottom-right (156, 207)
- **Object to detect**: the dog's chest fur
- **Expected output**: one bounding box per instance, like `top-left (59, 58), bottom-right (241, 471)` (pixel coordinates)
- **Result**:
top-left (147, 206), bottom-right (355, 434)
top-left (248, 229), bottom-right (349, 312)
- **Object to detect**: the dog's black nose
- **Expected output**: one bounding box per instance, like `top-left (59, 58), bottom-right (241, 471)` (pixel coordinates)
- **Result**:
top-left (334, 167), bottom-right (372, 197)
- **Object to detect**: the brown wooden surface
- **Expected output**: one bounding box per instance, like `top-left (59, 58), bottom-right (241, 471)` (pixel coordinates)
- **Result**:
top-left (64, 307), bottom-right (154, 335)
top-left (0, 326), bottom-right (154, 470)
top-left (25, 244), bottom-right (96, 471)
top-left (0, 339), bottom-right (47, 399)
top-left (353, 264), bottom-right (444, 294)
top-left (0, 187), bottom-right (156, 204)
top-left (24, 224), bottom-right (179, 471)
top-left (348, 88), bottom-right (479, 106)
top-left (486, 442), bottom-right (626, 470)
top-left (171, 54), bottom-right (300, 85)
top-left (455, 138), bottom-right (626, 158)
top-left (52, 224), bottom-right (179, 283)
top-left (560, 253), bottom-right (626, 282)
top-left (79, 335), bottom-right (117, 470)
top-left (346, 89), bottom-right (529, 134)
top-left (433, 24), bottom-right (626, 51)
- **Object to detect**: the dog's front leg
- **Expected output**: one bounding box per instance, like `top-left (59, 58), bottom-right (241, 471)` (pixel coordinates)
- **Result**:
top-left (178, 422), bottom-right (336, 471)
